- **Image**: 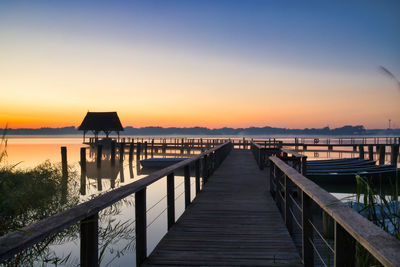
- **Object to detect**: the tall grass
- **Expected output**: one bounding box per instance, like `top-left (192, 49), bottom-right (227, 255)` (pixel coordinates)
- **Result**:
top-left (353, 174), bottom-right (400, 266)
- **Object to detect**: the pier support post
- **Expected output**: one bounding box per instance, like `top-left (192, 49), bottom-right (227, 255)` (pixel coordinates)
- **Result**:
top-left (61, 146), bottom-right (68, 178)
top-left (119, 143), bottom-right (124, 163)
top-left (368, 145), bottom-right (374, 161)
top-left (358, 145), bottom-right (364, 159)
top-left (391, 144), bottom-right (399, 166)
top-left (129, 143), bottom-right (134, 162)
top-left (378, 145), bottom-right (386, 165)
top-left (80, 148), bottom-right (86, 196)
top-left (96, 145), bottom-right (102, 168)
top-left (110, 141), bottom-right (116, 166)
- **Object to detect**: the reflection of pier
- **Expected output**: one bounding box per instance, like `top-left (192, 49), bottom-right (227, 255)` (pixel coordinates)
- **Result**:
top-left (1, 141), bottom-right (400, 266)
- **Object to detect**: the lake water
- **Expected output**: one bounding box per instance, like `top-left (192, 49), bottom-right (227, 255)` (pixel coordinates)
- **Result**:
top-left (0, 135), bottom-right (398, 266)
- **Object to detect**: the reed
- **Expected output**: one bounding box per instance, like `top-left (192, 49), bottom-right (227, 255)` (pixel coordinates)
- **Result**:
top-left (353, 174), bottom-right (400, 265)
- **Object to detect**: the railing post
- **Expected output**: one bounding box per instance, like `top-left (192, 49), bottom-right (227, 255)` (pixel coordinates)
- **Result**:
top-left (391, 144), bottom-right (399, 166)
top-left (202, 155), bottom-right (208, 184)
top-left (167, 173), bottom-right (175, 229)
top-left (358, 145), bottom-right (364, 159)
top-left (334, 221), bottom-right (355, 267)
top-left (379, 145), bottom-right (386, 165)
top-left (195, 159), bottom-right (201, 194)
top-left (135, 188), bottom-right (147, 266)
top-left (269, 162), bottom-right (275, 198)
top-left (284, 175), bottom-right (293, 234)
top-left (184, 165), bottom-right (191, 208)
top-left (80, 213), bottom-right (99, 267)
top-left (302, 191), bottom-right (314, 267)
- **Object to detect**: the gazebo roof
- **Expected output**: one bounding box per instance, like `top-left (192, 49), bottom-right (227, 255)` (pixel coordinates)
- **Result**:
top-left (78, 112), bottom-right (124, 132)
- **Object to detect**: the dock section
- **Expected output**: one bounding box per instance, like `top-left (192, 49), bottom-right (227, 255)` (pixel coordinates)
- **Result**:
top-left (144, 150), bottom-right (302, 266)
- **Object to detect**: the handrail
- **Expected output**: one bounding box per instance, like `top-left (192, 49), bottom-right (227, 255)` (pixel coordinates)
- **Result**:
top-left (269, 155), bottom-right (400, 266)
top-left (0, 142), bottom-right (233, 265)
top-left (280, 148), bottom-right (306, 158)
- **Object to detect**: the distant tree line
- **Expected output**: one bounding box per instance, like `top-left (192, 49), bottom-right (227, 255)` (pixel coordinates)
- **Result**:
top-left (2, 125), bottom-right (400, 136)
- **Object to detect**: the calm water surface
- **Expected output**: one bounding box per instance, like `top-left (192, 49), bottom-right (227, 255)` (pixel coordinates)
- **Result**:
top-left (1, 135), bottom-right (397, 266)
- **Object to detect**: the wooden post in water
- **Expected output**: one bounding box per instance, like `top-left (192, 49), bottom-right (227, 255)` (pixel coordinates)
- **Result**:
top-left (151, 139), bottom-right (154, 157)
top-left (359, 145), bottom-right (364, 159)
top-left (80, 213), bottom-right (99, 267)
top-left (129, 143), bottom-right (134, 162)
top-left (135, 188), bottom-right (147, 266)
top-left (391, 144), bottom-right (399, 166)
top-left (96, 145), bottom-right (102, 168)
top-left (61, 147), bottom-right (68, 178)
top-left (368, 145), bottom-right (374, 161)
top-left (167, 173), bottom-right (175, 229)
top-left (110, 141), bottom-right (116, 166)
top-left (119, 143), bottom-right (124, 163)
top-left (378, 145), bottom-right (386, 165)
top-left (136, 142), bottom-right (141, 160)
top-left (144, 141), bottom-right (148, 159)
top-left (80, 148), bottom-right (86, 196)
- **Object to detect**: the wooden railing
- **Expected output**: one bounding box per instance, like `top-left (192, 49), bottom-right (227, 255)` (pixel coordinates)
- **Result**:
top-left (269, 155), bottom-right (400, 267)
top-left (0, 142), bottom-right (233, 266)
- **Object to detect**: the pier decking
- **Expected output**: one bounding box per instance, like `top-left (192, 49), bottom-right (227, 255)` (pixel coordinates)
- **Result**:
top-left (144, 150), bottom-right (302, 266)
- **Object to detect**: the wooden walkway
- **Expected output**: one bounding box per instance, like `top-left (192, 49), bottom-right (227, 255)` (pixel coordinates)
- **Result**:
top-left (144, 150), bottom-right (302, 266)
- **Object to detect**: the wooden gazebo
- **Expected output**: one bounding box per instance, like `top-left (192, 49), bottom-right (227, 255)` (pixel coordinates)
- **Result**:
top-left (78, 112), bottom-right (124, 142)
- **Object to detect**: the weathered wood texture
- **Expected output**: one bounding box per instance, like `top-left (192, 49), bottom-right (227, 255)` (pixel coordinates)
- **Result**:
top-left (144, 150), bottom-right (302, 266)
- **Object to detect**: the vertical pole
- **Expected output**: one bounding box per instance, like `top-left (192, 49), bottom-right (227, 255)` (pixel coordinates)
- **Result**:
top-left (334, 222), bottom-right (355, 267)
top-left (284, 175), bottom-right (293, 234)
top-left (110, 141), bottom-right (116, 166)
top-left (144, 141), bottom-right (148, 159)
top-left (136, 142), bottom-right (141, 160)
top-left (80, 148), bottom-right (87, 196)
top-left (195, 159), bottom-right (201, 194)
top-left (129, 143), bottom-right (134, 162)
top-left (391, 144), bottom-right (399, 166)
top-left (368, 145), bottom-right (374, 160)
top-left (96, 145), bottom-right (102, 168)
top-left (302, 192), bottom-right (314, 267)
top-left (61, 146), bottom-right (68, 178)
top-left (184, 165), bottom-right (191, 208)
top-left (358, 145), bottom-right (364, 159)
top-left (80, 214), bottom-right (99, 267)
top-left (167, 173), bottom-right (175, 229)
top-left (202, 155), bottom-right (208, 184)
top-left (379, 145), bottom-right (386, 165)
top-left (119, 143), bottom-right (124, 163)
top-left (135, 188), bottom-right (147, 266)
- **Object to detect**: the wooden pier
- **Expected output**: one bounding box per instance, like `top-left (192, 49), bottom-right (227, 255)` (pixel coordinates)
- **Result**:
top-left (144, 150), bottom-right (302, 266)
top-left (1, 141), bottom-right (400, 266)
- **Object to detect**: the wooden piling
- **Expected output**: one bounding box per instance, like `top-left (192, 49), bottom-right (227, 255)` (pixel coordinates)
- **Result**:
top-left (80, 148), bottom-right (86, 196)
top-left (96, 145), bottom-right (102, 168)
top-left (391, 144), bottom-right (399, 166)
top-left (359, 145), bottom-right (364, 159)
top-left (119, 143), bottom-right (124, 163)
top-left (110, 142), bottom-right (116, 166)
top-left (378, 145), bottom-right (386, 165)
top-left (368, 145), bottom-right (374, 160)
top-left (129, 143), bottom-right (134, 162)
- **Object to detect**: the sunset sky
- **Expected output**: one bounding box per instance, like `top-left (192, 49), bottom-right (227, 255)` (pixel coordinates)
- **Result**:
top-left (1, 1), bottom-right (399, 129)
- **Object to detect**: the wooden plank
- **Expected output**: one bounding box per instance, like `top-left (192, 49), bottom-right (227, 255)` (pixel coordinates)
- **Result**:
top-left (144, 150), bottom-right (302, 266)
